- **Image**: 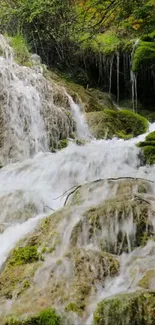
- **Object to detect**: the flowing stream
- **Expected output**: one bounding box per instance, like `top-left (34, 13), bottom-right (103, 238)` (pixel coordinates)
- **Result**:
top-left (0, 35), bottom-right (155, 323)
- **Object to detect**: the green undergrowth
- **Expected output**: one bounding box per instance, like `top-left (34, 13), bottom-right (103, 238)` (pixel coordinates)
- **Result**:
top-left (4, 309), bottom-right (61, 325)
top-left (86, 109), bottom-right (148, 139)
top-left (137, 131), bottom-right (155, 164)
top-left (94, 291), bottom-right (155, 325)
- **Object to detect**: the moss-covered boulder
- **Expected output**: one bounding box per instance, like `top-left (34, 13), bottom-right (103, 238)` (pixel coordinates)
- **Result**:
top-left (94, 291), bottom-right (155, 325)
top-left (86, 109), bottom-right (148, 139)
top-left (137, 131), bottom-right (155, 165)
top-left (45, 70), bottom-right (115, 112)
top-left (138, 270), bottom-right (155, 290)
top-left (133, 39), bottom-right (155, 72)
top-left (70, 179), bottom-right (154, 254)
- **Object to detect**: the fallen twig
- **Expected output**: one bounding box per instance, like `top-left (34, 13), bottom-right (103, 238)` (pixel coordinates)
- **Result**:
top-left (133, 195), bottom-right (150, 205)
top-left (64, 185), bottom-right (81, 206)
top-left (44, 205), bottom-right (55, 212)
top-left (53, 185), bottom-right (79, 200)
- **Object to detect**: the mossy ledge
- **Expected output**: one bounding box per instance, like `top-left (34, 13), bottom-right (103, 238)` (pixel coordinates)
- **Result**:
top-left (137, 131), bottom-right (155, 165)
top-left (94, 291), bottom-right (155, 325)
top-left (86, 109), bottom-right (148, 139)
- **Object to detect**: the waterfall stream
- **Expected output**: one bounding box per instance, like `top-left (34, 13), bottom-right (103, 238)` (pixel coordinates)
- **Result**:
top-left (0, 35), bottom-right (155, 324)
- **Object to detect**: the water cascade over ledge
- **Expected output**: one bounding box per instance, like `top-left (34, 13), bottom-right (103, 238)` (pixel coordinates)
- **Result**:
top-left (0, 35), bottom-right (155, 325)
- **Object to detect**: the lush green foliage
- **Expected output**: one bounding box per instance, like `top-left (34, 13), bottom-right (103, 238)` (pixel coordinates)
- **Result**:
top-left (0, 0), bottom-right (154, 62)
top-left (0, 0), bottom-right (154, 101)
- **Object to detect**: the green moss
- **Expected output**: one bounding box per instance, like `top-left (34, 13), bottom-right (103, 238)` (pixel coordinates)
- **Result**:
top-left (118, 110), bottom-right (148, 136)
top-left (57, 139), bottom-right (68, 150)
top-left (86, 109), bottom-right (148, 139)
top-left (146, 131), bottom-right (155, 141)
top-left (132, 40), bottom-right (155, 71)
top-left (94, 291), bottom-right (155, 325)
top-left (9, 35), bottom-right (31, 66)
top-left (116, 131), bottom-right (133, 140)
top-left (142, 146), bottom-right (155, 165)
top-left (4, 308), bottom-right (61, 325)
top-left (0, 45), bottom-right (3, 56)
top-left (138, 270), bottom-right (155, 289)
top-left (75, 139), bottom-right (86, 146)
top-left (0, 262), bottom-right (38, 299)
top-left (137, 132), bottom-right (155, 165)
top-left (139, 110), bottom-right (155, 122)
top-left (80, 31), bottom-right (122, 55)
top-left (9, 245), bottom-right (40, 266)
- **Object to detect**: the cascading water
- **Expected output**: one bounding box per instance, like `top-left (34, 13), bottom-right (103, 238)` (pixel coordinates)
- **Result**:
top-left (0, 36), bottom-right (155, 324)
top-left (130, 39), bottom-right (139, 112)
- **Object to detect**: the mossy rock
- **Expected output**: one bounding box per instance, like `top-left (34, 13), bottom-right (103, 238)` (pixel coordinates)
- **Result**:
top-left (57, 139), bottom-right (68, 150)
top-left (146, 131), bottom-right (155, 141)
top-left (64, 248), bottom-right (119, 313)
top-left (3, 308), bottom-right (61, 325)
top-left (70, 179), bottom-right (154, 254)
top-left (86, 109), bottom-right (148, 139)
top-left (94, 291), bottom-right (155, 325)
top-left (137, 131), bottom-right (155, 165)
top-left (44, 70), bottom-right (115, 113)
top-left (138, 270), bottom-right (155, 289)
top-left (139, 110), bottom-right (155, 122)
top-left (87, 89), bottom-right (115, 111)
top-left (132, 40), bottom-right (155, 72)
top-left (0, 261), bottom-right (39, 299)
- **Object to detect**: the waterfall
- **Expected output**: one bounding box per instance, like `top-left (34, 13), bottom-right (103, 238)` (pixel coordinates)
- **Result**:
top-left (67, 95), bottom-right (91, 140)
top-left (117, 52), bottom-right (120, 103)
top-left (109, 55), bottom-right (114, 95)
top-left (130, 39), bottom-right (139, 111)
top-left (0, 35), bottom-right (155, 324)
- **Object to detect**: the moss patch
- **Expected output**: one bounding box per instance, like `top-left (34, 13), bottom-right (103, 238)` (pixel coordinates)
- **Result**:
top-left (57, 139), bottom-right (68, 150)
top-left (8, 245), bottom-right (40, 266)
top-left (138, 270), bottom-right (155, 289)
top-left (137, 131), bottom-right (155, 165)
top-left (86, 109), bottom-right (148, 139)
top-left (94, 291), bottom-right (155, 325)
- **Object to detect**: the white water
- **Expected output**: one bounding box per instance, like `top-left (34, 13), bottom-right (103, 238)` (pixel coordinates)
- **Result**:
top-left (0, 35), bottom-right (155, 323)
